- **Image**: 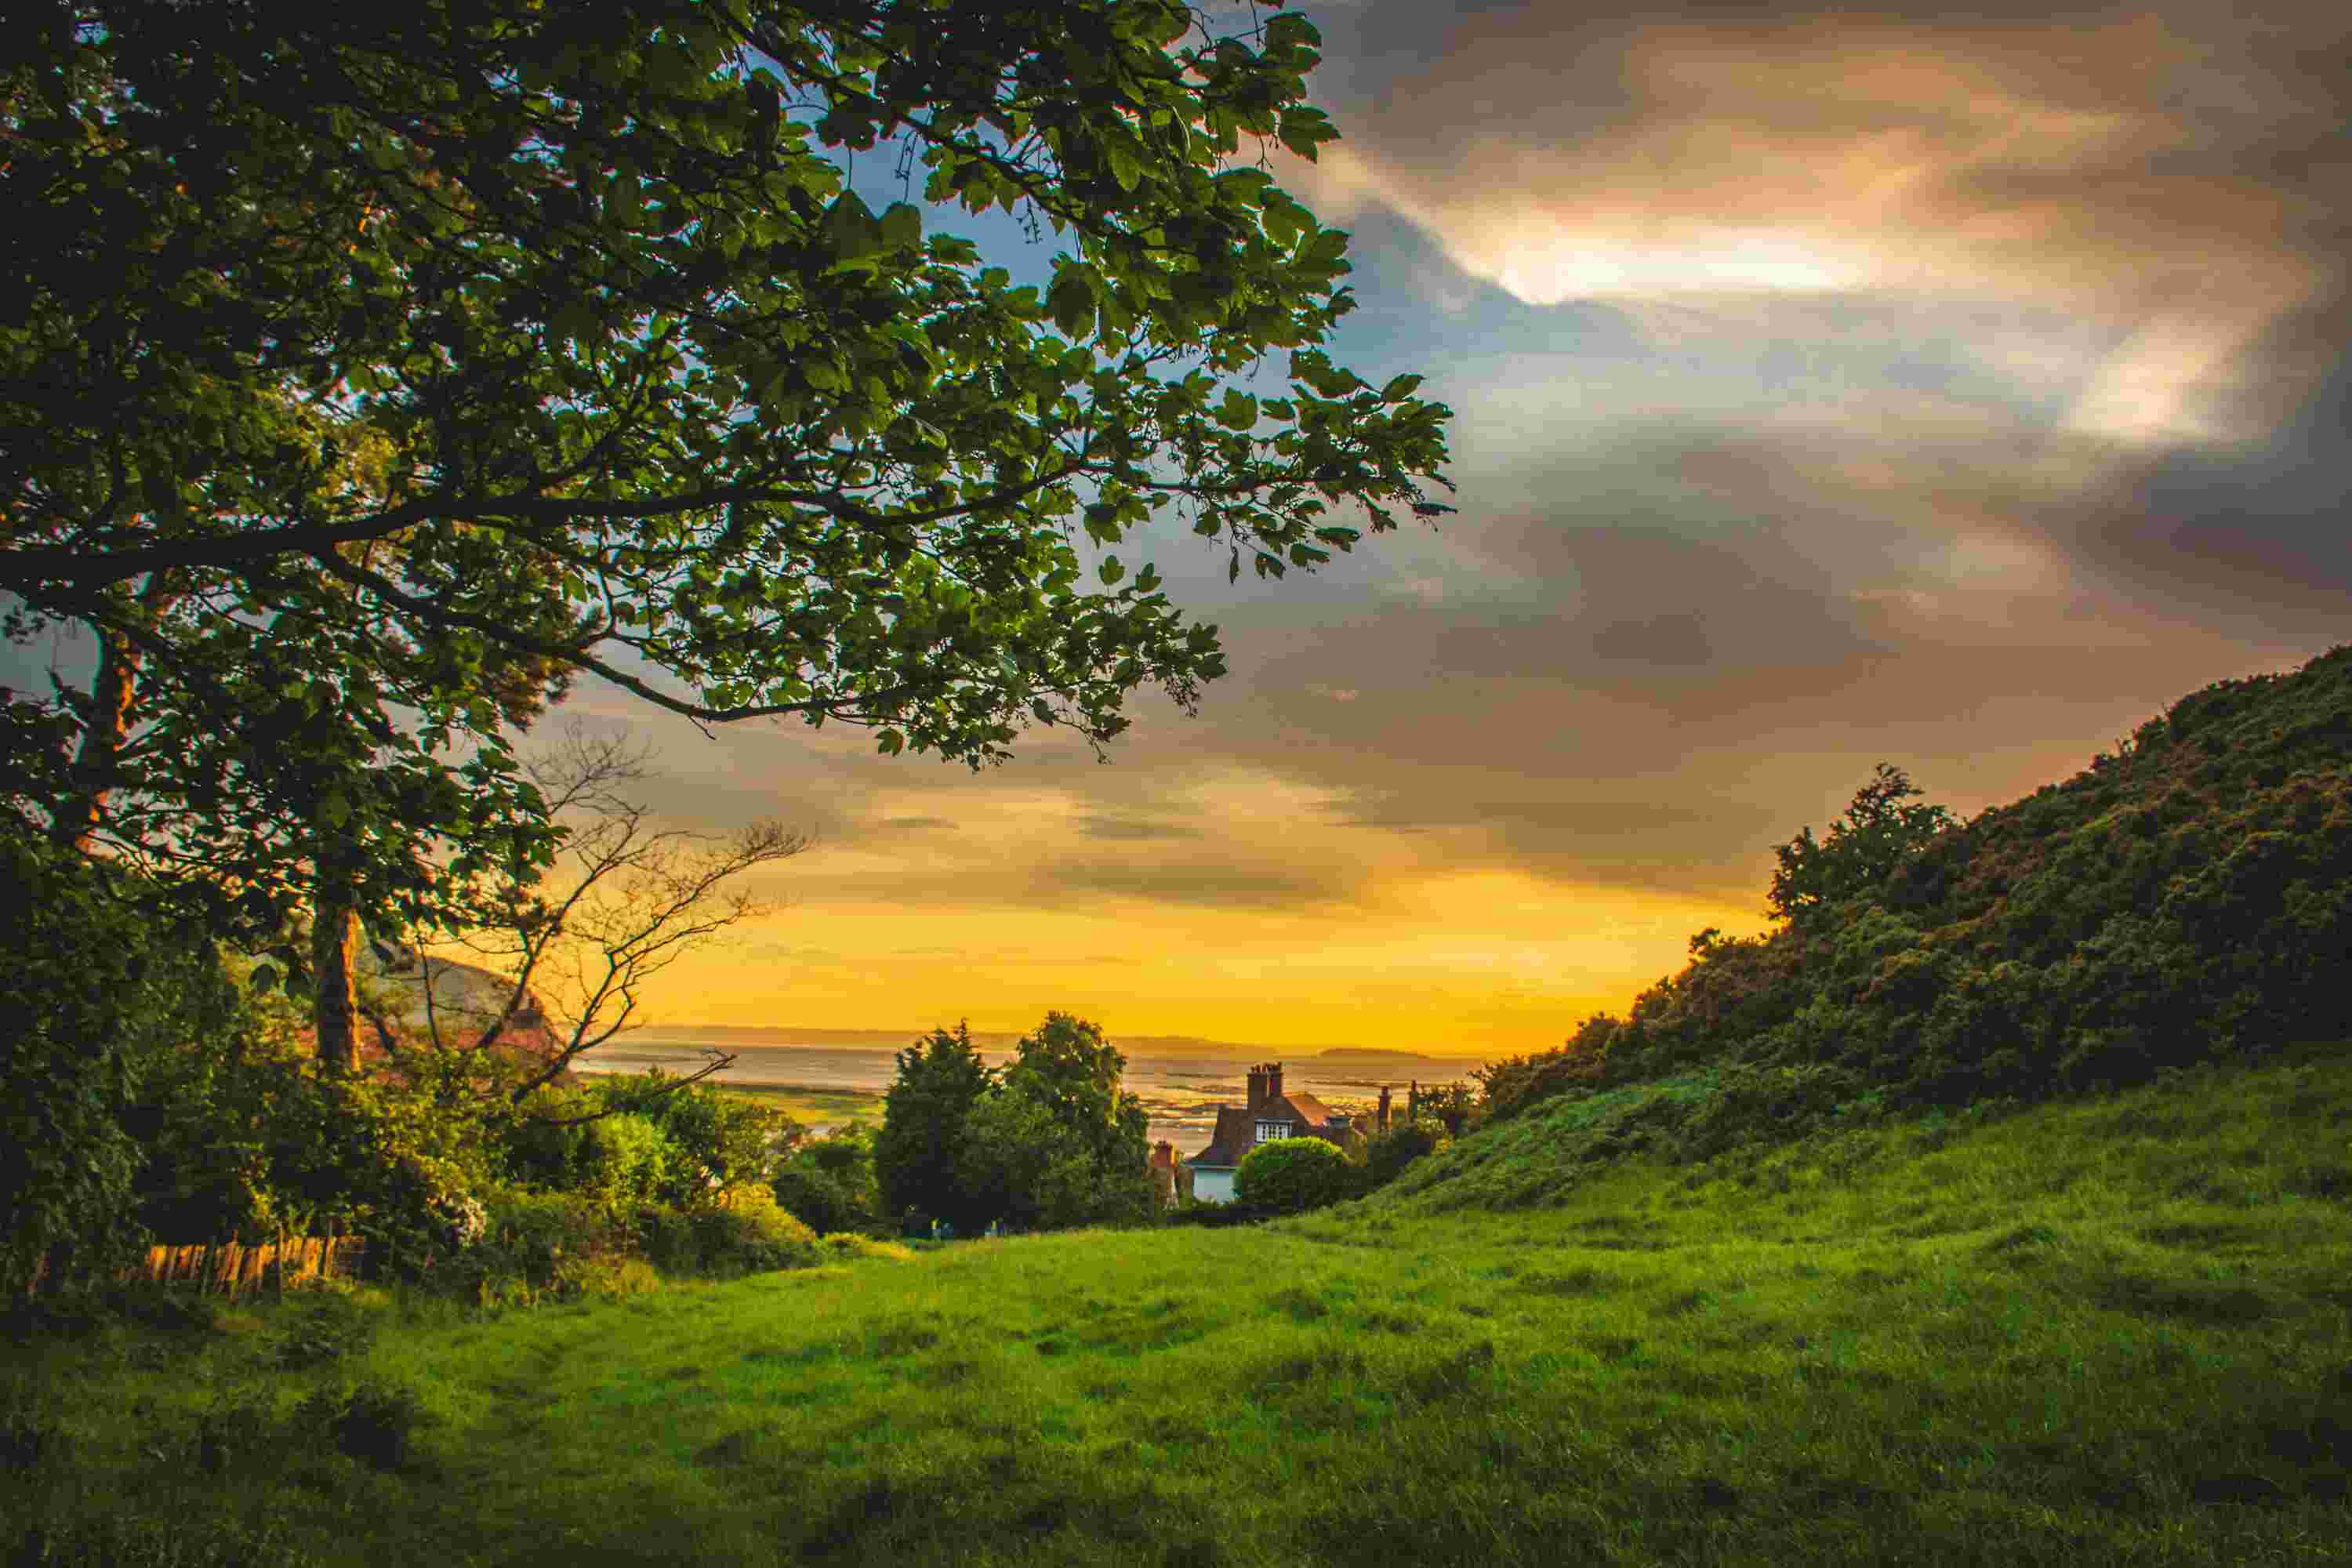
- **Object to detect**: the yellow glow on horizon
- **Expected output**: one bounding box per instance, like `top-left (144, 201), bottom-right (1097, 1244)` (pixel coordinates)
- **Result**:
top-left (624, 866), bottom-right (1769, 1057)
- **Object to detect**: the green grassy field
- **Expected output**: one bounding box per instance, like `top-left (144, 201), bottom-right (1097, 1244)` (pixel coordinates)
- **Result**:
top-left (9, 1045), bottom-right (2352, 1566)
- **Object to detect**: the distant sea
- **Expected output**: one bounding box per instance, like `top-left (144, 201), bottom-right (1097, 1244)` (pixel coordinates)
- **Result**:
top-left (568, 1025), bottom-right (1487, 1153)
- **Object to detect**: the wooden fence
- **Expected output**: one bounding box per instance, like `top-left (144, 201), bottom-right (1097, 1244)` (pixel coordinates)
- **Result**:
top-left (24, 1234), bottom-right (368, 1300)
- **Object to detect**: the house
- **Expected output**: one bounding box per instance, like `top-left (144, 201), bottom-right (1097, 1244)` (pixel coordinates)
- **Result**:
top-left (1184, 1062), bottom-right (1390, 1203)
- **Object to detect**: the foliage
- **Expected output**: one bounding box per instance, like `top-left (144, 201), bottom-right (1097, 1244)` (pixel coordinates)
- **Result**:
top-left (770, 1124), bottom-right (885, 1237)
top-left (955, 1088), bottom-right (1123, 1232)
top-left (1765, 764), bottom-right (1958, 931)
top-left (497, 1069), bottom-right (787, 1215)
top-left (874, 1021), bottom-right (997, 1235)
top-left (1412, 1080), bottom-right (1481, 1138)
top-left (951, 1013), bottom-right (1156, 1232)
top-left (1233, 1135), bottom-right (1352, 1214)
top-left (570, 1113), bottom-right (673, 1213)
top-left (630, 1188), bottom-right (819, 1279)
top-left (3, 0), bottom-right (1454, 944)
top-left (294, 1379), bottom-right (432, 1472)
top-left (619, 1071), bottom-right (794, 1208)
top-left (1362, 1120), bottom-right (1452, 1191)
top-left (0, 831), bottom-right (245, 1294)
top-left (1473, 1018), bottom-right (1610, 1125)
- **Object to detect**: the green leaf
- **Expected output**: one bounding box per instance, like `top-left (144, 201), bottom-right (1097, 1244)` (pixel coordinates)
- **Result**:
top-left (1047, 272), bottom-right (1095, 341)
top-left (1214, 390), bottom-right (1258, 430)
top-left (1102, 136), bottom-right (1142, 192)
top-left (821, 191), bottom-right (884, 261)
top-left (1265, 13), bottom-right (1321, 51)
top-left (879, 201), bottom-right (923, 250)
top-left (1029, 699), bottom-right (1055, 724)
top-left (1277, 109), bottom-right (1334, 162)
top-left (1381, 373), bottom-right (1424, 402)
top-left (1098, 555), bottom-right (1125, 586)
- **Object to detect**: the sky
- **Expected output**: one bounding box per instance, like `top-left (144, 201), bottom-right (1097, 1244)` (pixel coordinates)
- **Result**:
top-left (550, 0), bottom-right (2352, 1054)
top-left (26, 2), bottom-right (2349, 1057)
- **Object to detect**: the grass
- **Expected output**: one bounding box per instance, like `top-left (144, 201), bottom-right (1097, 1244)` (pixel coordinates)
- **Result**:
top-left (9, 1044), bottom-right (2352, 1566)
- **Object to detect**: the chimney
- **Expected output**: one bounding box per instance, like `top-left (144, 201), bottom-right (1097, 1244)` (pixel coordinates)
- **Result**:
top-left (1377, 1085), bottom-right (1392, 1134)
top-left (1265, 1062), bottom-right (1283, 1106)
top-left (1246, 1065), bottom-right (1267, 1111)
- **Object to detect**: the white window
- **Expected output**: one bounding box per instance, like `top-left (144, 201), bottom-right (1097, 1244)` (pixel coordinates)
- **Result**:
top-left (1255, 1120), bottom-right (1290, 1143)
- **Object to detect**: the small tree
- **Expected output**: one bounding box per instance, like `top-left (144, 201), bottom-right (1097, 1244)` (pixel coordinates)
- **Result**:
top-left (874, 1021), bottom-right (996, 1235)
top-left (1234, 1136), bottom-right (1351, 1215)
top-left (363, 723), bottom-right (811, 1113)
top-left (1768, 764), bottom-right (1957, 932)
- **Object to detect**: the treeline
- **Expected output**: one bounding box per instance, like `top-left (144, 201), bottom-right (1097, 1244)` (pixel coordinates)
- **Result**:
top-left (1468, 644), bottom-right (2352, 1156)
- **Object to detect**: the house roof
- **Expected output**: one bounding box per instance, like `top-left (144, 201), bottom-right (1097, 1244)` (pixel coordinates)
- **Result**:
top-left (1270, 1090), bottom-right (1339, 1129)
top-left (1187, 1107), bottom-right (1255, 1170)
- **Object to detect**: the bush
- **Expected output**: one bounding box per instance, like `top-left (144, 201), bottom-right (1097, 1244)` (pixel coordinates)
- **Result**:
top-left (632, 1188), bottom-right (816, 1276)
top-left (769, 1125), bottom-right (882, 1236)
top-left (456, 1188), bottom-right (622, 1299)
top-left (1234, 1137), bottom-right (1352, 1216)
top-left (572, 1113), bottom-right (670, 1211)
top-left (1363, 1120), bottom-right (1450, 1189)
top-left (294, 1378), bottom-right (430, 1472)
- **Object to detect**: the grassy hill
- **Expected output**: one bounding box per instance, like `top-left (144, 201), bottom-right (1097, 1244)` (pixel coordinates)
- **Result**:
top-left (8, 648), bottom-right (2352, 1566)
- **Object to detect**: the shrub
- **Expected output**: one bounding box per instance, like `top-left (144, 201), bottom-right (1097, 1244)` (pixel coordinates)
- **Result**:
top-left (1235, 1137), bottom-right (1352, 1215)
top-left (570, 1113), bottom-right (670, 1211)
top-left (633, 1188), bottom-right (816, 1276)
top-left (769, 1125), bottom-right (883, 1236)
top-left (459, 1188), bottom-right (622, 1298)
top-left (1364, 1120), bottom-right (1450, 1189)
top-left (295, 1378), bottom-right (430, 1472)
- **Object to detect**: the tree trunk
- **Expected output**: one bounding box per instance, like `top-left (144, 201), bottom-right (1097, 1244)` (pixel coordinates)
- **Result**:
top-left (311, 818), bottom-right (361, 1078)
top-left (52, 575), bottom-right (179, 852)
top-left (53, 628), bottom-right (143, 851)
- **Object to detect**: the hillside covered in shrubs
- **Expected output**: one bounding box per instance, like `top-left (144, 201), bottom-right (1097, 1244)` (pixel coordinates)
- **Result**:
top-left (1450, 644), bottom-right (2352, 1196)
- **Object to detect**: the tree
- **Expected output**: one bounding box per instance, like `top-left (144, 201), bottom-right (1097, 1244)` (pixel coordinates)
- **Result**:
top-left (1001, 1011), bottom-right (1149, 1176)
top-left (1767, 764), bottom-right (1958, 931)
top-left (358, 721), bottom-right (811, 1109)
top-left (955, 1088), bottom-right (1112, 1232)
top-left (4, 1), bottom-right (1457, 947)
top-left (873, 1020), bottom-right (996, 1235)
top-left (954, 1012), bottom-right (1153, 1231)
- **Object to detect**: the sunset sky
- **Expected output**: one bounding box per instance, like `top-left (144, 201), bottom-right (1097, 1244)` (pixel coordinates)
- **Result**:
top-left (550, 0), bottom-right (2351, 1053)
top-left (25, 2), bottom-right (2350, 1057)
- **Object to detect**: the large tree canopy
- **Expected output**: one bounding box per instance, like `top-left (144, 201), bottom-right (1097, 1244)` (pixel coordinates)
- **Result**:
top-left (2, 0), bottom-right (1454, 935)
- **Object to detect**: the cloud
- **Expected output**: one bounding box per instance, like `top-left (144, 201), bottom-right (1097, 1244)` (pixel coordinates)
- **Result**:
top-left (1285, 2), bottom-right (2351, 448)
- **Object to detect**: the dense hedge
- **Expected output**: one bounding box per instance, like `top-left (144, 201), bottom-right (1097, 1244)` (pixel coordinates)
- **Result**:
top-left (1234, 1137), bottom-right (1352, 1215)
